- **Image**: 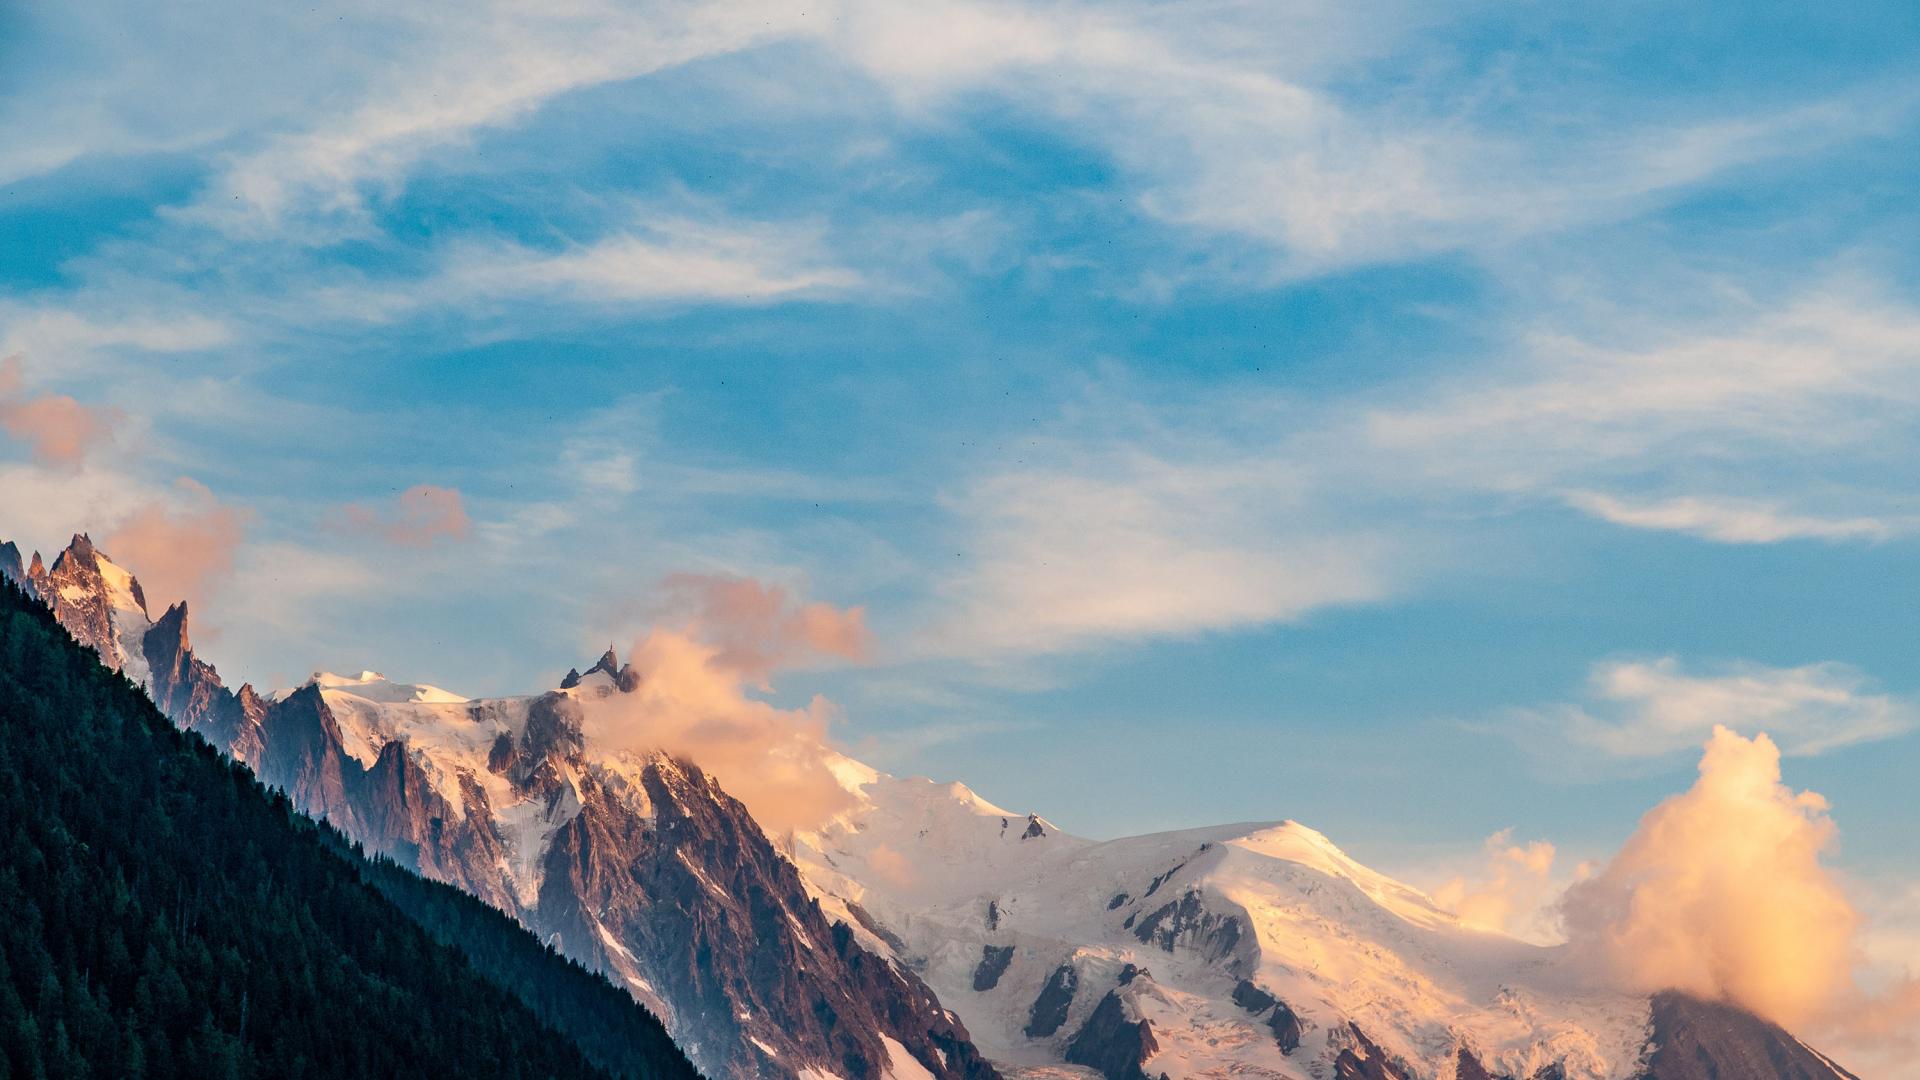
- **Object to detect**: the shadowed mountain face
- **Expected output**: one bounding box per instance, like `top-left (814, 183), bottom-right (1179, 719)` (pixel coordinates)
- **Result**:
top-left (4, 533), bottom-right (994, 1080)
top-left (4, 532), bottom-right (1871, 1080)
top-left (0, 575), bottom-right (697, 1080)
top-left (1635, 992), bottom-right (1857, 1080)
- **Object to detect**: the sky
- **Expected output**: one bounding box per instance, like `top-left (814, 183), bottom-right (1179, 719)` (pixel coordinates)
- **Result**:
top-left (1, 0), bottom-right (1917, 1053)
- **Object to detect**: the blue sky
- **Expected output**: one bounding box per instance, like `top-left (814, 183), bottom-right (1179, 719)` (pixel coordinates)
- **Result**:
top-left (2, 0), bottom-right (1918, 975)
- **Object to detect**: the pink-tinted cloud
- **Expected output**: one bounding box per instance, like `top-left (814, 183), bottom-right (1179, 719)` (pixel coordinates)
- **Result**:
top-left (1820, 976), bottom-right (1920, 1079)
top-left (658, 573), bottom-right (872, 681)
top-left (574, 576), bottom-right (874, 836)
top-left (337, 484), bottom-right (471, 546)
top-left (579, 629), bottom-right (857, 837)
top-left (1560, 726), bottom-right (1857, 1027)
top-left (1433, 828), bottom-right (1559, 940)
top-left (0, 355), bottom-right (119, 466)
top-left (102, 478), bottom-right (249, 617)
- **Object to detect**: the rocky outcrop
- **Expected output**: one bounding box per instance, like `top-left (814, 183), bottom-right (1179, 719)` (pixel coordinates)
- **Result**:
top-left (832, 920), bottom-right (1003, 1080)
top-left (973, 944), bottom-right (1015, 991)
top-left (135, 599), bottom-right (271, 763)
top-left (254, 684), bottom-right (358, 823)
top-left (1064, 984), bottom-right (1159, 1080)
top-left (1132, 888), bottom-right (1245, 966)
top-left (1232, 979), bottom-right (1302, 1054)
top-left (1025, 962), bottom-right (1079, 1038)
top-left (1454, 1047), bottom-right (1498, 1080)
top-left (1333, 1024), bottom-right (1414, 1080)
top-left (0, 541), bottom-right (28, 595)
top-left (1637, 991), bottom-right (1857, 1080)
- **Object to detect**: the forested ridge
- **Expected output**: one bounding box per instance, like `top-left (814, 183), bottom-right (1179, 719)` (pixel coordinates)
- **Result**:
top-left (0, 578), bottom-right (698, 1079)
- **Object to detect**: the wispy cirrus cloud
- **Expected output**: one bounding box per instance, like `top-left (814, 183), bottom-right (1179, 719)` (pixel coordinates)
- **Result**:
top-left (934, 279), bottom-right (1920, 657)
top-left (1365, 291), bottom-right (1920, 489)
top-left (932, 450), bottom-right (1390, 655)
top-left (438, 217), bottom-right (860, 306)
top-left (177, 1), bottom-right (811, 238)
top-left (1561, 490), bottom-right (1901, 545)
top-left (825, 0), bottom-right (1916, 273)
top-left (1521, 657), bottom-right (1918, 760)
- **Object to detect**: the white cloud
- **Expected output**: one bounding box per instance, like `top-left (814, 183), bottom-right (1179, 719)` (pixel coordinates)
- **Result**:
top-left (182, 1), bottom-right (811, 237)
top-left (1562, 490), bottom-right (1900, 544)
top-left (441, 217), bottom-right (860, 305)
top-left (824, 0), bottom-right (1909, 271)
top-left (932, 450), bottom-right (1391, 655)
top-left (0, 463), bottom-right (164, 555)
top-left (1560, 726), bottom-right (1858, 1027)
top-left (0, 308), bottom-right (231, 368)
top-left (926, 279), bottom-right (1920, 655)
top-left (1366, 292), bottom-right (1920, 492)
top-left (1431, 828), bottom-right (1562, 942)
top-left (1529, 657), bottom-right (1918, 759)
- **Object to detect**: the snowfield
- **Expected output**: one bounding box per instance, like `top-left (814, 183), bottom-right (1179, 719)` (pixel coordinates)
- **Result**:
top-left (792, 757), bottom-right (1654, 1080)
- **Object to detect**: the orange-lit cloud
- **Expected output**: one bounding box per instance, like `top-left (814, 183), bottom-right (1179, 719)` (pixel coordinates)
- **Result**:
top-left (1820, 976), bottom-right (1920, 1079)
top-left (659, 573), bottom-right (871, 682)
top-left (337, 484), bottom-right (471, 546)
top-left (1560, 726), bottom-right (1857, 1027)
top-left (0, 355), bottom-right (120, 466)
top-left (1434, 828), bottom-right (1559, 940)
top-left (102, 478), bottom-right (249, 617)
top-left (578, 629), bottom-right (856, 837)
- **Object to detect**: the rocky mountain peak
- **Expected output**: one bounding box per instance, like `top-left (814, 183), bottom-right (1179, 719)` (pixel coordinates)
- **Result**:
top-left (0, 540), bottom-right (24, 590)
top-left (586, 646), bottom-right (620, 678)
top-left (9, 533), bottom-right (149, 675)
top-left (51, 531), bottom-right (99, 572)
top-left (152, 600), bottom-right (190, 645)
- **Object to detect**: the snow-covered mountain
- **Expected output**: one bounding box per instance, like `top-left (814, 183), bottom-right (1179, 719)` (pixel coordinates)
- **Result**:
top-left (0, 534), bottom-right (1862, 1080)
top-left (794, 762), bottom-right (1644, 1079)
top-left (789, 753), bottom-right (1862, 1080)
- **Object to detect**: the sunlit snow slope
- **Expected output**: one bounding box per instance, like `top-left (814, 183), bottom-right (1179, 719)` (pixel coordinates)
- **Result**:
top-left (793, 758), bottom-right (1651, 1080)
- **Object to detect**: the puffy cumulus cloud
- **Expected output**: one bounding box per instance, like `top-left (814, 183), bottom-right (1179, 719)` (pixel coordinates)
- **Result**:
top-left (0, 355), bottom-right (121, 467)
top-left (577, 629), bottom-right (855, 838)
top-left (337, 484), bottom-right (471, 546)
top-left (101, 477), bottom-right (250, 617)
top-left (1433, 828), bottom-right (1560, 941)
top-left (1543, 657), bottom-right (1918, 760)
top-left (1559, 726), bottom-right (1857, 1027)
top-left (658, 573), bottom-right (872, 682)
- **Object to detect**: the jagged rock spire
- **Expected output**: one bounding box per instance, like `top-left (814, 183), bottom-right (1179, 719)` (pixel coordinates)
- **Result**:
top-left (587, 645), bottom-right (620, 678)
top-left (52, 532), bottom-right (98, 572)
top-left (0, 540), bottom-right (25, 591)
